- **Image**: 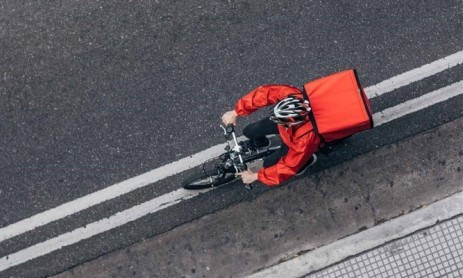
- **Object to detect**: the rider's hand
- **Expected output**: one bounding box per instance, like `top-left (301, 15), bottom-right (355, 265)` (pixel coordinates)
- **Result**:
top-left (222, 110), bottom-right (238, 126)
top-left (236, 170), bottom-right (258, 184)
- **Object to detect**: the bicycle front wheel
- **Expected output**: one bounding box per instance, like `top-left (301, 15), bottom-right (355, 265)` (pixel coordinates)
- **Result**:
top-left (182, 171), bottom-right (237, 190)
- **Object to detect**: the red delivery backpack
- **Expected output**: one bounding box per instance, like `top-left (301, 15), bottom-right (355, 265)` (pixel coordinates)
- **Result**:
top-left (301, 69), bottom-right (373, 144)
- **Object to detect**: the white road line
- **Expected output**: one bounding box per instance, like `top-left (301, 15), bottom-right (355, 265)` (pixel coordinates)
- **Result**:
top-left (0, 142), bottom-right (228, 243)
top-left (0, 188), bottom-right (211, 272)
top-left (249, 191), bottom-right (463, 278)
top-left (1, 81), bottom-right (462, 273)
top-left (373, 80), bottom-right (463, 126)
top-left (0, 50), bottom-right (462, 247)
top-left (364, 50), bottom-right (463, 98)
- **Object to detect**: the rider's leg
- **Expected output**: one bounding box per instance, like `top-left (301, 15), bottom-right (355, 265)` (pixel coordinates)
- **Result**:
top-left (263, 144), bottom-right (317, 175)
top-left (242, 117), bottom-right (279, 148)
top-left (263, 144), bottom-right (289, 167)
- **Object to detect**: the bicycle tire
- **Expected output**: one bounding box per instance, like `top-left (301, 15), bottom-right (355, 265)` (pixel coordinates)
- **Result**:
top-left (182, 171), bottom-right (238, 190)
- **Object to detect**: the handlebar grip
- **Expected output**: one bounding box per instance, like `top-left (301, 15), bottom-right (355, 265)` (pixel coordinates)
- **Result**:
top-left (226, 124), bottom-right (234, 133)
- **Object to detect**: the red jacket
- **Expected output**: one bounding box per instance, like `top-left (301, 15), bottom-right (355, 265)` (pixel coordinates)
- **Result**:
top-left (234, 85), bottom-right (320, 186)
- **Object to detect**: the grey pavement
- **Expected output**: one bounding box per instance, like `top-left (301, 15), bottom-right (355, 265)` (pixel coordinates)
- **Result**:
top-left (2, 0), bottom-right (463, 228)
top-left (1, 0), bottom-right (463, 277)
top-left (53, 115), bottom-right (463, 278)
top-left (252, 174), bottom-right (463, 278)
top-left (306, 215), bottom-right (463, 278)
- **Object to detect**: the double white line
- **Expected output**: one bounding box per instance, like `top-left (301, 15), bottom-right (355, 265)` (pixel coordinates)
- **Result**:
top-left (1, 50), bottom-right (463, 272)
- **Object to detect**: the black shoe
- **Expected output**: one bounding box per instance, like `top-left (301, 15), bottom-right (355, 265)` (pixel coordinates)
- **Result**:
top-left (295, 154), bottom-right (317, 176)
top-left (239, 138), bottom-right (270, 154)
top-left (254, 137), bottom-right (271, 149)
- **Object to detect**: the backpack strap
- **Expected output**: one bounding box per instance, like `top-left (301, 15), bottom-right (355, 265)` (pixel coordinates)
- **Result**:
top-left (301, 87), bottom-right (325, 145)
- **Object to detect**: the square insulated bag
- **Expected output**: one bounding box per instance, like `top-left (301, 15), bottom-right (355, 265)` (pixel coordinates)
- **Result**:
top-left (302, 69), bottom-right (373, 142)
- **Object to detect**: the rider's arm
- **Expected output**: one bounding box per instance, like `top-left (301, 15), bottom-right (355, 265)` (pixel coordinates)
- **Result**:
top-left (257, 133), bottom-right (320, 186)
top-left (234, 85), bottom-right (301, 116)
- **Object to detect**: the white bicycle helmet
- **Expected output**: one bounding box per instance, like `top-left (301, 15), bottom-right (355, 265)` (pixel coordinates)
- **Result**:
top-left (270, 96), bottom-right (311, 126)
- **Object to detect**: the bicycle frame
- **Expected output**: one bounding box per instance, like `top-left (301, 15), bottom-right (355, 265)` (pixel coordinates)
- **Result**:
top-left (183, 125), bottom-right (280, 190)
top-left (216, 125), bottom-right (280, 188)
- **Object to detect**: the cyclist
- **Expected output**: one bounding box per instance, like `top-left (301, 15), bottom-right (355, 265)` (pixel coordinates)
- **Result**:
top-left (222, 85), bottom-right (319, 186)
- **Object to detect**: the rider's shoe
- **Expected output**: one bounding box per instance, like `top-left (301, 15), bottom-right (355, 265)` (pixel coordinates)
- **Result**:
top-left (239, 140), bottom-right (256, 155)
top-left (254, 137), bottom-right (271, 149)
top-left (295, 154), bottom-right (317, 176)
top-left (240, 138), bottom-right (270, 155)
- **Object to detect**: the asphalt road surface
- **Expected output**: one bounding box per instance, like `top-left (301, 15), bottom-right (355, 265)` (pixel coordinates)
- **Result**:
top-left (1, 0), bottom-right (462, 277)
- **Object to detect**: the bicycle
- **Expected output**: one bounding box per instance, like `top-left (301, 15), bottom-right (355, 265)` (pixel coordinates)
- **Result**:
top-left (182, 125), bottom-right (281, 190)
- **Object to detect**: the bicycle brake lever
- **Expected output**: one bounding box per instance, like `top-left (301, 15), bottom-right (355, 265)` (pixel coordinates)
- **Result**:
top-left (220, 125), bottom-right (227, 137)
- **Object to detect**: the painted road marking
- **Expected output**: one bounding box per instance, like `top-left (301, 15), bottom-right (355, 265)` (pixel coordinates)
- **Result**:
top-left (365, 50), bottom-right (463, 98)
top-left (1, 80), bottom-right (462, 272)
top-left (0, 142), bottom-right (228, 243)
top-left (0, 188), bottom-right (210, 272)
top-left (1, 50), bottom-right (462, 245)
top-left (373, 80), bottom-right (463, 126)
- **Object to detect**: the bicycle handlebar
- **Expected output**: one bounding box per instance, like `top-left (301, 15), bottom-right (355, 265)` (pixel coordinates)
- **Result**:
top-left (226, 124), bottom-right (234, 134)
top-left (220, 124), bottom-right (253, 190)
top-left (220, 124), bottom-right (235, 138)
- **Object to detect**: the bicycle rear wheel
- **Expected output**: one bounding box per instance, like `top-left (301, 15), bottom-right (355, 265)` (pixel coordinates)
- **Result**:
top-left (182, 171), bottom-right (237, 190)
